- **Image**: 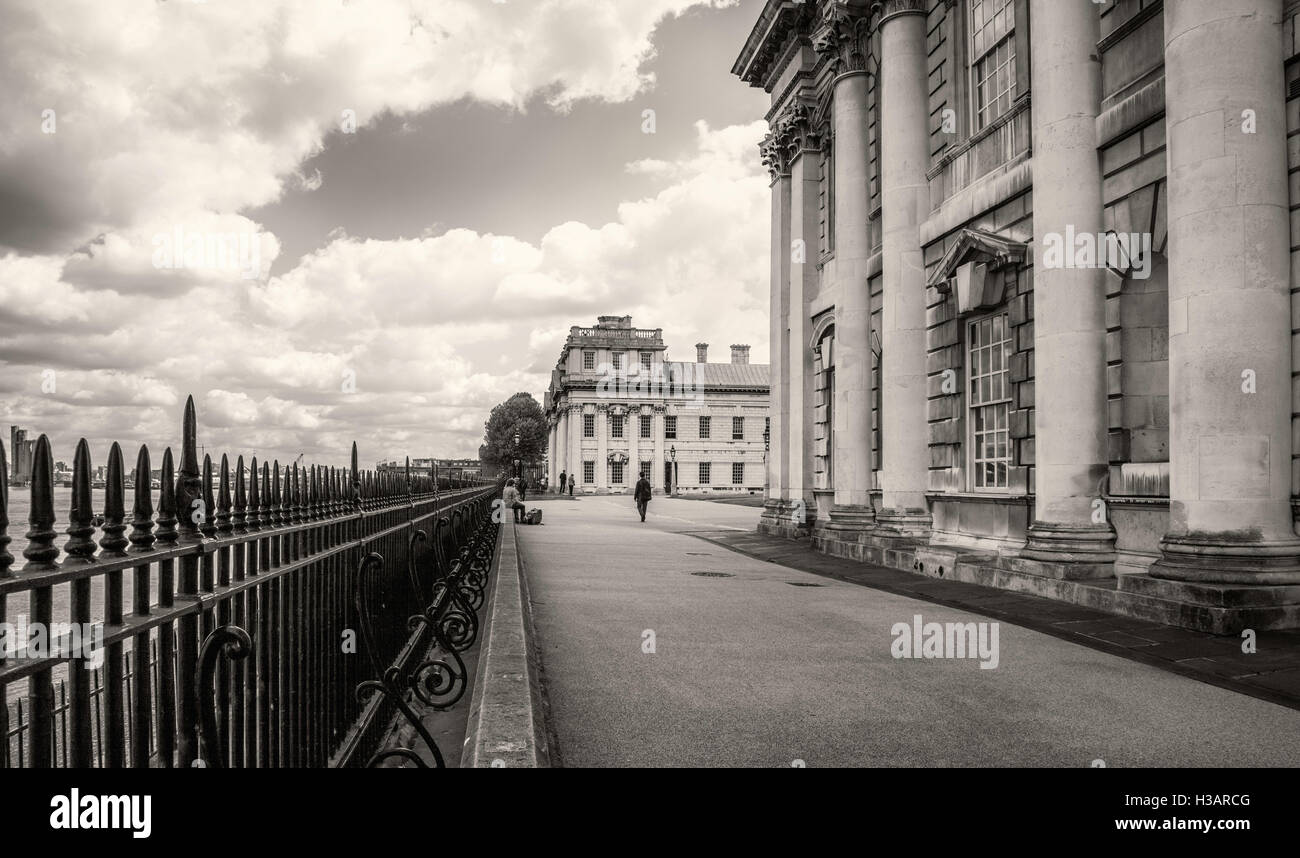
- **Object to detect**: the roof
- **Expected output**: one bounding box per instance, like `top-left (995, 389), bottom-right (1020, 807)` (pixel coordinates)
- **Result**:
top-left (666, 361), bottom-right (770, 389)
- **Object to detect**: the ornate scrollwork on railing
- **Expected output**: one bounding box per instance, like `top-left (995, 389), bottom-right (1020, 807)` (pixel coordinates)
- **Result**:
top-left (406, 610), bottom-right (469, 710)
top-left (197, 625), bottom-right (253, 769)
top-left (352, 551), bottom-right (388, 679)
top-left (407, 528), bottom-right (429, 604)
top-left (357, 665), bottom-right (446, 768)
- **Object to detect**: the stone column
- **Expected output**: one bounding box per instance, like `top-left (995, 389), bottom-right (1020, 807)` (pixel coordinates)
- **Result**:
top-left (628, 407), bottom-right (640, 490)
top-left (569, 405), bottom-right (582, 491)
top-left (873, 0), bottom-right (931, 539)
top-left (653, 405), bottom-right (666, 492)
top-left (558, 406), bottom-right (570, 491)
top-left (596, 404), bottom-right (609, 491)
top-left (761, 132), bottom-right (792, 531)
top-left (1019, 0), bottom-right (1115, 574)
top-left (815, 1), bottom-right (876, 540)
top-left (547, 420), bottom-right (556, 490)
top-left (780, 102), bottom-right (822, 533)
top-left (1151, 0), bottom-right (1300, 583)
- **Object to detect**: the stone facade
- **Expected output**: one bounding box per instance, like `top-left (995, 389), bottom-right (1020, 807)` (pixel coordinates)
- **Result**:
top-left (735, 0), bottom-right (1300, 633)
top-left (542, 316), bottom-right (771, 498)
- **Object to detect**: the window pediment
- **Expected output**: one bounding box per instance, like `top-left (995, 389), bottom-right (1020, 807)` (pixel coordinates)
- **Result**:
top-left (928, 228), bottom-right (1027, 315)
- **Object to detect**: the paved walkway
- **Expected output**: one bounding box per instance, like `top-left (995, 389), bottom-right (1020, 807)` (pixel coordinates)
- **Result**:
top-left (516, 495), bottom-right (1300, 767)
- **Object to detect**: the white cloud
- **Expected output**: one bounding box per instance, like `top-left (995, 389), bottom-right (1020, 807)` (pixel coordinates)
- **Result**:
top-left (0, 0), bottom-right (739, 252)
top-left (0, 1), bottom-right (769, 468)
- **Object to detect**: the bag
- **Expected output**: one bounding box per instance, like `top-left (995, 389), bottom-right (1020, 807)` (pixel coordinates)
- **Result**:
top-left (525, 508), bottom-right (543, 525)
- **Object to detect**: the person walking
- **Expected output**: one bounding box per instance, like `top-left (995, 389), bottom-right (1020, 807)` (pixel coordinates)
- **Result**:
top-left (503, 478), bottom-right (526, 524)
top-left (558, 470), bottom-right (567, 495)
top-left (634, 472), bottom-right (652, 522)
top-left (519, 475), bottom-right (528, 501)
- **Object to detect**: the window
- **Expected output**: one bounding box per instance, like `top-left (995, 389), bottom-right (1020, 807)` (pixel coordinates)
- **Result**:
top-left (583, 461), bottom-right (595, 484)
top-left (969, 0), bottom-right (1017, 130)
top-left (611, 415), bottom-right (624, 440)
top-left (665, 416), bottom-right (677, 439)
top-left (699, 416), bottom-right (711, 439)
top-left (640, 351), bottom-right (652, 370)
top-left (732, 462), bottom-right (744, 485)
top-left (699, 462), bottom-right (711, 485)
top-left (640, 414), bottom-right (652, 439)
top-left (611, 461), bottom-right (624, 484)
top-left (968, 313), bottom-right (1013, 490)
top-left (583, 414), bottom-right (595, 438)
top-left (732, 416), bottom-right (744, 440)
top-left (640, 461), bottom-right (652, 480)
top-left (612, 353), bottom-right (622, 371)
top-left (583, 351), bottom-right (595, 370)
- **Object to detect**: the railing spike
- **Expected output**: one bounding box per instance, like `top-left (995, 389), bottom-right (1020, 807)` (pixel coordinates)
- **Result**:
top-left (23, 435), bottom-right (58, 569)
top-left (326, 465), bottom-right (333, 515)
top-left (200, 454), bottom-right (216, 538)
top-left (130, 445), bottom-right (156, 552)
top-left (65, 438), bottom-right (97, 563)
top-left (155, 447), bottom-right (179, 545)
top-left (100, 441), bottom-right (128, 556)
top-left (309, 464), bottom-right (319, 521)
top-left (260, 461), bottom-right (271, 530)
top-left (247, 456), bottom-right (261, 532)
top-left (271, 460), bottom-right (281, 528)
top-left (232, 454), bottom-right (247, 533)
top-left (283, 465), bottom-right (294, 526)
top-left (178, 396), bottom-right (203, 541)
top-left (350, 443), bottom-right (360, 510)
top-left (0, 439), bottom-right (12, 578)
top-left (216, 454), bottom-right (232, 536)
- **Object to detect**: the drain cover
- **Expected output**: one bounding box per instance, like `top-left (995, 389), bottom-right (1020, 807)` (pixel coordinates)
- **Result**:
top-left (690, 572), bottom-right (734, 578)
top-left (686, 552), bottom-right (712, 556)
top-left (787, 582), bottom-right (823, 587)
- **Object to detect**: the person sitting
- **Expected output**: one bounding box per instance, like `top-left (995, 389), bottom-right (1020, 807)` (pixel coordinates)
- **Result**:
top-left (503, 478), bottom-right (526, 524)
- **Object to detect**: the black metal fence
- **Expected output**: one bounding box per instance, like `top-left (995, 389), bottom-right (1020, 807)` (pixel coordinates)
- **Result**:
top-left (0, 395), bottom-right (498, 768)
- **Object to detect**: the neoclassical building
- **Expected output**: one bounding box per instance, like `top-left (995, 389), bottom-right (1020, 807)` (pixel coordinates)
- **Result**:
top-left (736, 0), bottom-right (1300, 633)
top-left (543, 316), bottom-right (770, 495)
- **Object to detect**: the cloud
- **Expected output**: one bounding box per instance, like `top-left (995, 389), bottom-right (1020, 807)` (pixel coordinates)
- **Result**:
top-left (1, 118), bottom-right (770, 466)
top-left (0, 0), bottom-right (739, 253)
top-left (0, 1), bottom-right (769, 469)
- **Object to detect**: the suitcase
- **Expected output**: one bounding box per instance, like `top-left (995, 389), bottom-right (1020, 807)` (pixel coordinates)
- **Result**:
top-left (525, 508), bottom-right (543, 525)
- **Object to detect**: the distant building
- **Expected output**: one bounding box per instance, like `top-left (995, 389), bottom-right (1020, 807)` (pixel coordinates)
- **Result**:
top-left (543, 316), bottom-right (770, 495)
top-left (377, 458), bottom-right (483, 481)
top-left (8, 426), bottom-right (36, 486)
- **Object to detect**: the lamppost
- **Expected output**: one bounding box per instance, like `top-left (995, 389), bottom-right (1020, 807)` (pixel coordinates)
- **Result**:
top-left (669, 445), bottom-right (677, 497)
top-left (763, 424), bottom-right (770, 492)
top-left (512, 430), bottom-right (522, 480)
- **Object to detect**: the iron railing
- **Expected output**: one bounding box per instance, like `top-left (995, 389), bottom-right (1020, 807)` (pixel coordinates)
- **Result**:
top-left (0, 395), bottom-right (497, 768)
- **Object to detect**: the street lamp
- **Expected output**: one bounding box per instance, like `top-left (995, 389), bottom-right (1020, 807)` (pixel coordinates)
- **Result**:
top-left (513, 431), bottom-right (522, 479)
top-left (669, 444), bottom-right (677, 497)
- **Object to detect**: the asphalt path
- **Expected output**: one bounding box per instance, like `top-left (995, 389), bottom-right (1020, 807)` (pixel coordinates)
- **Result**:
top-left (516, 495), bottom-right (1300, 767)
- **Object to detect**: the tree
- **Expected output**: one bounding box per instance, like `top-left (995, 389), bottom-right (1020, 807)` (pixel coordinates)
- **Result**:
top-left (479, 392), bottom-right (547, 474)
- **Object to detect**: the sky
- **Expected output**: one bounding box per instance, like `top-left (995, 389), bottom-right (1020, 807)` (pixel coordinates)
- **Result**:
top-left (0, 0), bottom-right (772, 470)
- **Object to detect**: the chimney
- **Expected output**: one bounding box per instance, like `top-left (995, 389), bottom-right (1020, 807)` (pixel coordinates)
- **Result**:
top-left (730, 344), bottom-right (750, 365)
top-left (695, 343), bottom-right (708, 363)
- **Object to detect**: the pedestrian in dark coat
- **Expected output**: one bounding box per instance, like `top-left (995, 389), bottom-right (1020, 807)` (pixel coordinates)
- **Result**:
top-left (634, 474), bottom-right (652, 522)
top-left (558, 471), bottom-right (567, 494)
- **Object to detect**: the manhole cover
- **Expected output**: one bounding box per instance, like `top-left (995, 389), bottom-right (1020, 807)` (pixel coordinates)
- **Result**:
top-left (690, 572), bottom-right (734, 578)
top-left (787, 582), bottom-right (823, 588)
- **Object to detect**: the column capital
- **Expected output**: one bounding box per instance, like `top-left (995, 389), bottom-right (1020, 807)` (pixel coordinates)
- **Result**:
top-left (775, 101), bottom-right (823, 158)
top-left (760, 131), bottom-right (790, 180)
top-left (878, 0), bottom-right (927, 26)
top-left (812, 1), bottom-right (873, 76)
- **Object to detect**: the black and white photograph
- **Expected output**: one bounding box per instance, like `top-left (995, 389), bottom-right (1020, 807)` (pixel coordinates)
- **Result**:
top-left (0, 0), bottom-right (1296, 839)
